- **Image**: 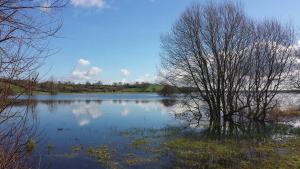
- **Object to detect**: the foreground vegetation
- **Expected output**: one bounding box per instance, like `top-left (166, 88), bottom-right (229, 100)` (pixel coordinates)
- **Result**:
top-left (41, 122), bottom-right (300, 169)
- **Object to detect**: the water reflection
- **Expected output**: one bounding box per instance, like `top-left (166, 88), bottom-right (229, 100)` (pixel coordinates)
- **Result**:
top-left (72, 102), bottom-right (102, 126)
top-left (19, 98), bottom-right (178, 127)
top-left (121, 107), bottom-right (130, 117)
top-left (0, 103), bottom-right (37, 169)
top-left (199, 119), bottom-right (296, 142)
top-left (7, 94), bottom-right (300, 169)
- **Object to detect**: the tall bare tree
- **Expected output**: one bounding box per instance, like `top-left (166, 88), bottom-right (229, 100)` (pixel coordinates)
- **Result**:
top-left (161, 2), bottom-right (295, 123)
top-left (0, 1), bottom-right (67, 168)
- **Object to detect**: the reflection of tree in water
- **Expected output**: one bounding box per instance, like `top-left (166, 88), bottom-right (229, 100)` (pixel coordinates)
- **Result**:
top-left (201, 119), bottom-right (291, 142)
top-left (0, 103), bottom-right (37, 169)
top-left (170, 100), bottom-right (297, 142)
top-left (160, 99), bottom-right (177, 107)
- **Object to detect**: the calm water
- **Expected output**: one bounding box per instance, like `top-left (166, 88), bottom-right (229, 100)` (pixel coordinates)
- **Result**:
top-left (22, 93), bottom-right (179, 169)
top-left (10, 93), bottom-right (300, 169)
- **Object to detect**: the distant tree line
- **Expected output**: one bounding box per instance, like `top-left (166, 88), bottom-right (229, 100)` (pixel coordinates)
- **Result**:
top-left (39, 81), bottom-right (162, 93)
top-left (0, 78), bottom-right (164, 94)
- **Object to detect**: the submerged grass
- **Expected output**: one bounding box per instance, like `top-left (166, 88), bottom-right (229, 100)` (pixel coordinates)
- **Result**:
top-left (269, 106), bottom-right (300, 120)
top-left (71, 144), bottom-right (84, 152)
top-left (122, 153), bottom-right (154, 166)
top-left (161, 136), bottom-right (300, 169)
top-left (25, 138), bottom-right (36, 153)
top-left (60, 124), bottom-right (300, 169)
top-left (47, 144), bottom-right (55, 150)
top-left (129, 138), bottom-right (148, 148)
top-left (116, 124), bottom-right (300, 168)
top-left (86, 145), bottom-right (120, 169)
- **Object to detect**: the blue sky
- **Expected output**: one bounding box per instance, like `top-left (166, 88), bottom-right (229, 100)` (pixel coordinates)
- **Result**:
top-left (42, 0), bottom-right (300, 84)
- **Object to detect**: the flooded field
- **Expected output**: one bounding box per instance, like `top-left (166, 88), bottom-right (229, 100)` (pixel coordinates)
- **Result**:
top-left (8, 93), bottom-right (300, 169)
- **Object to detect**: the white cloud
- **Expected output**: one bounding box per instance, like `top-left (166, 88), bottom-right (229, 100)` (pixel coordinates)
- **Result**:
top-left (70, 59), bottom-right (102, 82)
top-left (294, 40), bottom-right (300, 49)
top-left (72, 67), bottom-right (102, 80)
top-left (121, 69), bottom-right (130, 77)
top-left (71, 0), bottom-right (106, 8)
top-left (78, 59), bottom-right (90, 66)
top-left (87, 66), bottom-right (102, 76)
top-left (135, 73), bottom-right (158, 83)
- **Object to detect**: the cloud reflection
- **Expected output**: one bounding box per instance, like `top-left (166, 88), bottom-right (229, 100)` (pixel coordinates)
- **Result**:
top-left (121, 107), bottom-right (130, 117)
top-left (72, 102), bottom-right (102, 126)
top-left (37, 99), bottom-right (178, 126)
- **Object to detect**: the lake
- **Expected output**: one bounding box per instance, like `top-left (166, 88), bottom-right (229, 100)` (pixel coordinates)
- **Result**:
top-left (7, 93), bottom-right (300, 169)
top-left (20, 93), bottom-right (179, 169)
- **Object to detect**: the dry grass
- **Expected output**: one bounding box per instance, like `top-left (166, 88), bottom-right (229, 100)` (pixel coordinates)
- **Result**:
top-left (268, 106), bottom-right (300, 120)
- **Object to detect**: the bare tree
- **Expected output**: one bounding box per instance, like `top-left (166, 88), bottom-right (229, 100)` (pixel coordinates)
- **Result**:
top-left (0, 0), bottom-right (67, 101)
top-left (0, 1), bottom-right (67, 168)
top-left (0, 103), bottom-right (38, 169)
top-left (242, 21), bottom-right (295, 120)
top-left (289, 47), bottom-right (300, 89)
top-left (160, 2), bottom-right (295, 123)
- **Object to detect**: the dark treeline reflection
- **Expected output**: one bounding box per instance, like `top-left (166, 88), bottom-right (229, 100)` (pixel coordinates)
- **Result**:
top-left (15, 99), bottom-right (178, 109)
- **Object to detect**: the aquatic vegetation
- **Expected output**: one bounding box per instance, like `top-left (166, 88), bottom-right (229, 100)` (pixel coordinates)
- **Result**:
top-left (86, 146), bottom-right (94, 156)
top-left (160, 136), bottom-right (300, 169)
top-left (122, 153), bottom-right (153, 166)
top-left (71, 144), bottom-right (84, 152)
top-left (46, 144), bottom-right (55, 154)
top-left (86, 145), bottom-right (120, 168)
top-left (130, 138), bottom-right (148, 148)
top-left (269, 106), bottom-right (300, 120)
top-left (47, 144), bottom-right (55, 150)
top-left (25, 138), bottom-right (36, 153)
top-left (52, 117), bottom-right (300, 169)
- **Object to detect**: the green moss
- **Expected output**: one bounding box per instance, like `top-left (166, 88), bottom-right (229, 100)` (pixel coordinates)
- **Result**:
top-left (25, 138), bottom-right (36, 153)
